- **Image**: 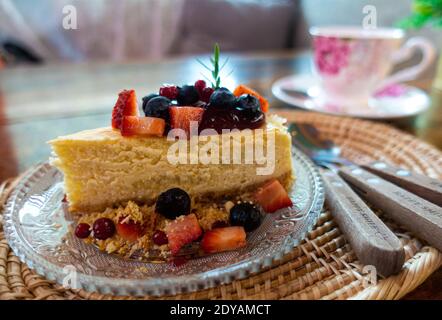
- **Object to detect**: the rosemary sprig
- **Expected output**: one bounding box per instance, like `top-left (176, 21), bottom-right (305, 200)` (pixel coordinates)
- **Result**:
top-left (197, 43), bottom-right (229, 89)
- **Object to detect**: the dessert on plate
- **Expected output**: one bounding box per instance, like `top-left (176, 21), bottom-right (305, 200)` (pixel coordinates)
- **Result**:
top-left (49, 45), bottom-right (295, 262)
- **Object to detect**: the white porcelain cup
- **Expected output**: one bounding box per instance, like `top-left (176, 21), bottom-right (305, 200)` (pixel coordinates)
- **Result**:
top-left (309, 26), bottom-right (436, 108)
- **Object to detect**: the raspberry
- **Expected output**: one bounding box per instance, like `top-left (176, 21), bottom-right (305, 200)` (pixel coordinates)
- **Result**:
top-left (159, 85), bottom-right (179, 100)
top-left (194, 80), bottom-right (206, 95)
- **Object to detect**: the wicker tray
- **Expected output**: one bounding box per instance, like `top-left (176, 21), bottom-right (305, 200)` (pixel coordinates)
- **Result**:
top-left (1, 111), bottom-right (441, 300)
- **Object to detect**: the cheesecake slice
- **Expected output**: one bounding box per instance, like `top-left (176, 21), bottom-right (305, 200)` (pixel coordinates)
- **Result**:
top-left (49, 115), bottom-right (294, 213)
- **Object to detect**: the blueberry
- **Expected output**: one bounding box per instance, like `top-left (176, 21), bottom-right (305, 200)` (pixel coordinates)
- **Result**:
top-left (235, 94), bottom-right (260, 111)
top-left (177, 85), bottom-right (200, 105)
top-left (142, 94), bottom-right (159, 113)
top-left (237, 107), bottom-right (265, 127)
top-left (144, 96), bottom-right (171, 123)
top-left (234, 94), bottom-right (265, 127)
top-left (155, 188), bottom-right (191, 220)
top-left (209, 87), bottom-right (236, 108)
top-left (229, 202), bottom-right (262, 232)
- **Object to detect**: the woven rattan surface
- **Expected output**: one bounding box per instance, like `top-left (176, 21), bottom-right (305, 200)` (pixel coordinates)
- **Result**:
top-left (1, 111), bottom-right (441, 300)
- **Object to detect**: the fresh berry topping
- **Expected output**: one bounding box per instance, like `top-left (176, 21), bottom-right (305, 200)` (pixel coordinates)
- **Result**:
top-left (229, 202), bottom-right (262, 232)
top-left (159, 85), bottom-right (179, 100)
top-left (155, 188), bottom-right (191, 220)
top-left (237, 107), bottom-right (265, 129)
top-left (74, 223), bottom-right (91, 239)
top-left (165, 214), bottom-right (202, 255)
top-left (233, 93), bottom-right (265, 128)
top-left (254, 179), bottom-right (293, 213)
top-left (116, 218), bottom-right (143, 242)
top-left (201, 226), bottom-right (247, 254)
top-left (152, 230), bottom-right (169, 246)
top-left (233, 84), bottom-right (269, 112)
top-left (211, 220), bottom-right (230, 229)
top-left (177, 85), bottom-right (200, 105)
top-left (201, 87), bottom-right (215, 103)
top-left (142, 94), bottom-right (159, 113)
top-left (194, 80), bottom-right (206, 95)
top-left (92, 218), bottom-right (116, 240)
top-left (143, 96), bottom-right (171, 124)
top-left (209, 87), bottom-right (236, 108)
top-left (121, 116), bottom-right (165, 137)
top-left (112, 89), bottom-right (139, 129)
top-left (199, 103), bottom-right (265, 134)
top-left (199, 106), bottom-right (238, 133)
top-left (169, 106), bottom-right (204, 136)
top-left (235, 94), bottom-right (260, 111)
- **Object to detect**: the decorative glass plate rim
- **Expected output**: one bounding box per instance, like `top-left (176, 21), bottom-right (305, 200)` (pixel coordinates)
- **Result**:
top-left (3, 150), bottom-right (324, 296)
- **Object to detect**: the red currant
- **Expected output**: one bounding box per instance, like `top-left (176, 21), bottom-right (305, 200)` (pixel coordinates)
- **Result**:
top-left (93, 218), bottom-right (115, 240)
top-left (159, 85), bottom-right (179, 100)
top-left (201, 87), bottom-right (214, 103)
top-left (152, 230), bottom-right (168, 245)
top-left (74, 223), bottom-right (91, 239)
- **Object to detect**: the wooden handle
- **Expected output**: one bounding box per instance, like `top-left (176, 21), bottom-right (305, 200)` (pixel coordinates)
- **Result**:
top-left (321, 170), bottom-right (404, 276)
top-left (339, 166), bottom-right (442, 252)
top-left (362, 161), bottom-right (442, 206)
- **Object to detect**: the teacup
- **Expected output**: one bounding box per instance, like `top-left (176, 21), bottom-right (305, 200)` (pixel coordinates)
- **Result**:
top-left (309, 26), bottom-right (436, 109)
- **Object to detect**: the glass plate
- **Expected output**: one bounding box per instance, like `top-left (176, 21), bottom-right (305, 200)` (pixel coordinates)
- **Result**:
top-left (3, 150), bottom-right (324, 296)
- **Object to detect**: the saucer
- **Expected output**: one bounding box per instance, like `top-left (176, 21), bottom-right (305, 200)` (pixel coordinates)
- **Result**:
top-left (272, 74), bottom-right (430, 120)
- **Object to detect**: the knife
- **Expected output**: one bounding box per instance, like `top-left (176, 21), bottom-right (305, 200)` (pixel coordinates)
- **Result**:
top-left (321, 169), bottom-right (405, 277)
top-left (362, 161), bottom-right (442, 207)
top-left (339, 166), bottom-right (442, 252)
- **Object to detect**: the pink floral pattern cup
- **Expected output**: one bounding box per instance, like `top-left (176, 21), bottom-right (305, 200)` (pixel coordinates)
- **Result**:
top-left (310, 26), bottom-right (435, 110)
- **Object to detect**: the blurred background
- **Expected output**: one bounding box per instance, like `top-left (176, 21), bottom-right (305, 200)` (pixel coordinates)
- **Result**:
top-left (0, 0), bottom-right (440, 65)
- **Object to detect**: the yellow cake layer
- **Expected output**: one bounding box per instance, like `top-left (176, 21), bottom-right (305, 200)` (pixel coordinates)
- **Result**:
top-left (49, 115), bottom-right (294, 213)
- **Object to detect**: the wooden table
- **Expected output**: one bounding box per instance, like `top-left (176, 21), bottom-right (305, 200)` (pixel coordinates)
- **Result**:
top-left (0, 50), bottom-right (441, 299)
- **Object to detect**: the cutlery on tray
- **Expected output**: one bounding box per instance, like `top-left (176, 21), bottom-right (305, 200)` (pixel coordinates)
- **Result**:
top-left (289, 123), bottom-right (442, 276)
top-left (362, 162), bottom-right (442, 207)
top-left (321, 170), bottom-right (404, 276)
top-left (339, 166), bottom-right (442, 252)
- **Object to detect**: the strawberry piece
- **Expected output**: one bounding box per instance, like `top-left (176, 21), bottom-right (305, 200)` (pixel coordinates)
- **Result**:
top-left (121, 116), bottom-right (165, 137)
top-left (254, 179), bottom-right (293, 213)
top-left (233, 84), bottom-right (269, 112)
top-left (201, 226), bottom-right (247, 254)
top-left (116, 218), bottom-right (143, 242)
top-left (165, 214), bottom-right (202, 255)
top-left (112, 89), bottom-right (139, 129)
top-left (169, 106), bottom-right (204, 136)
